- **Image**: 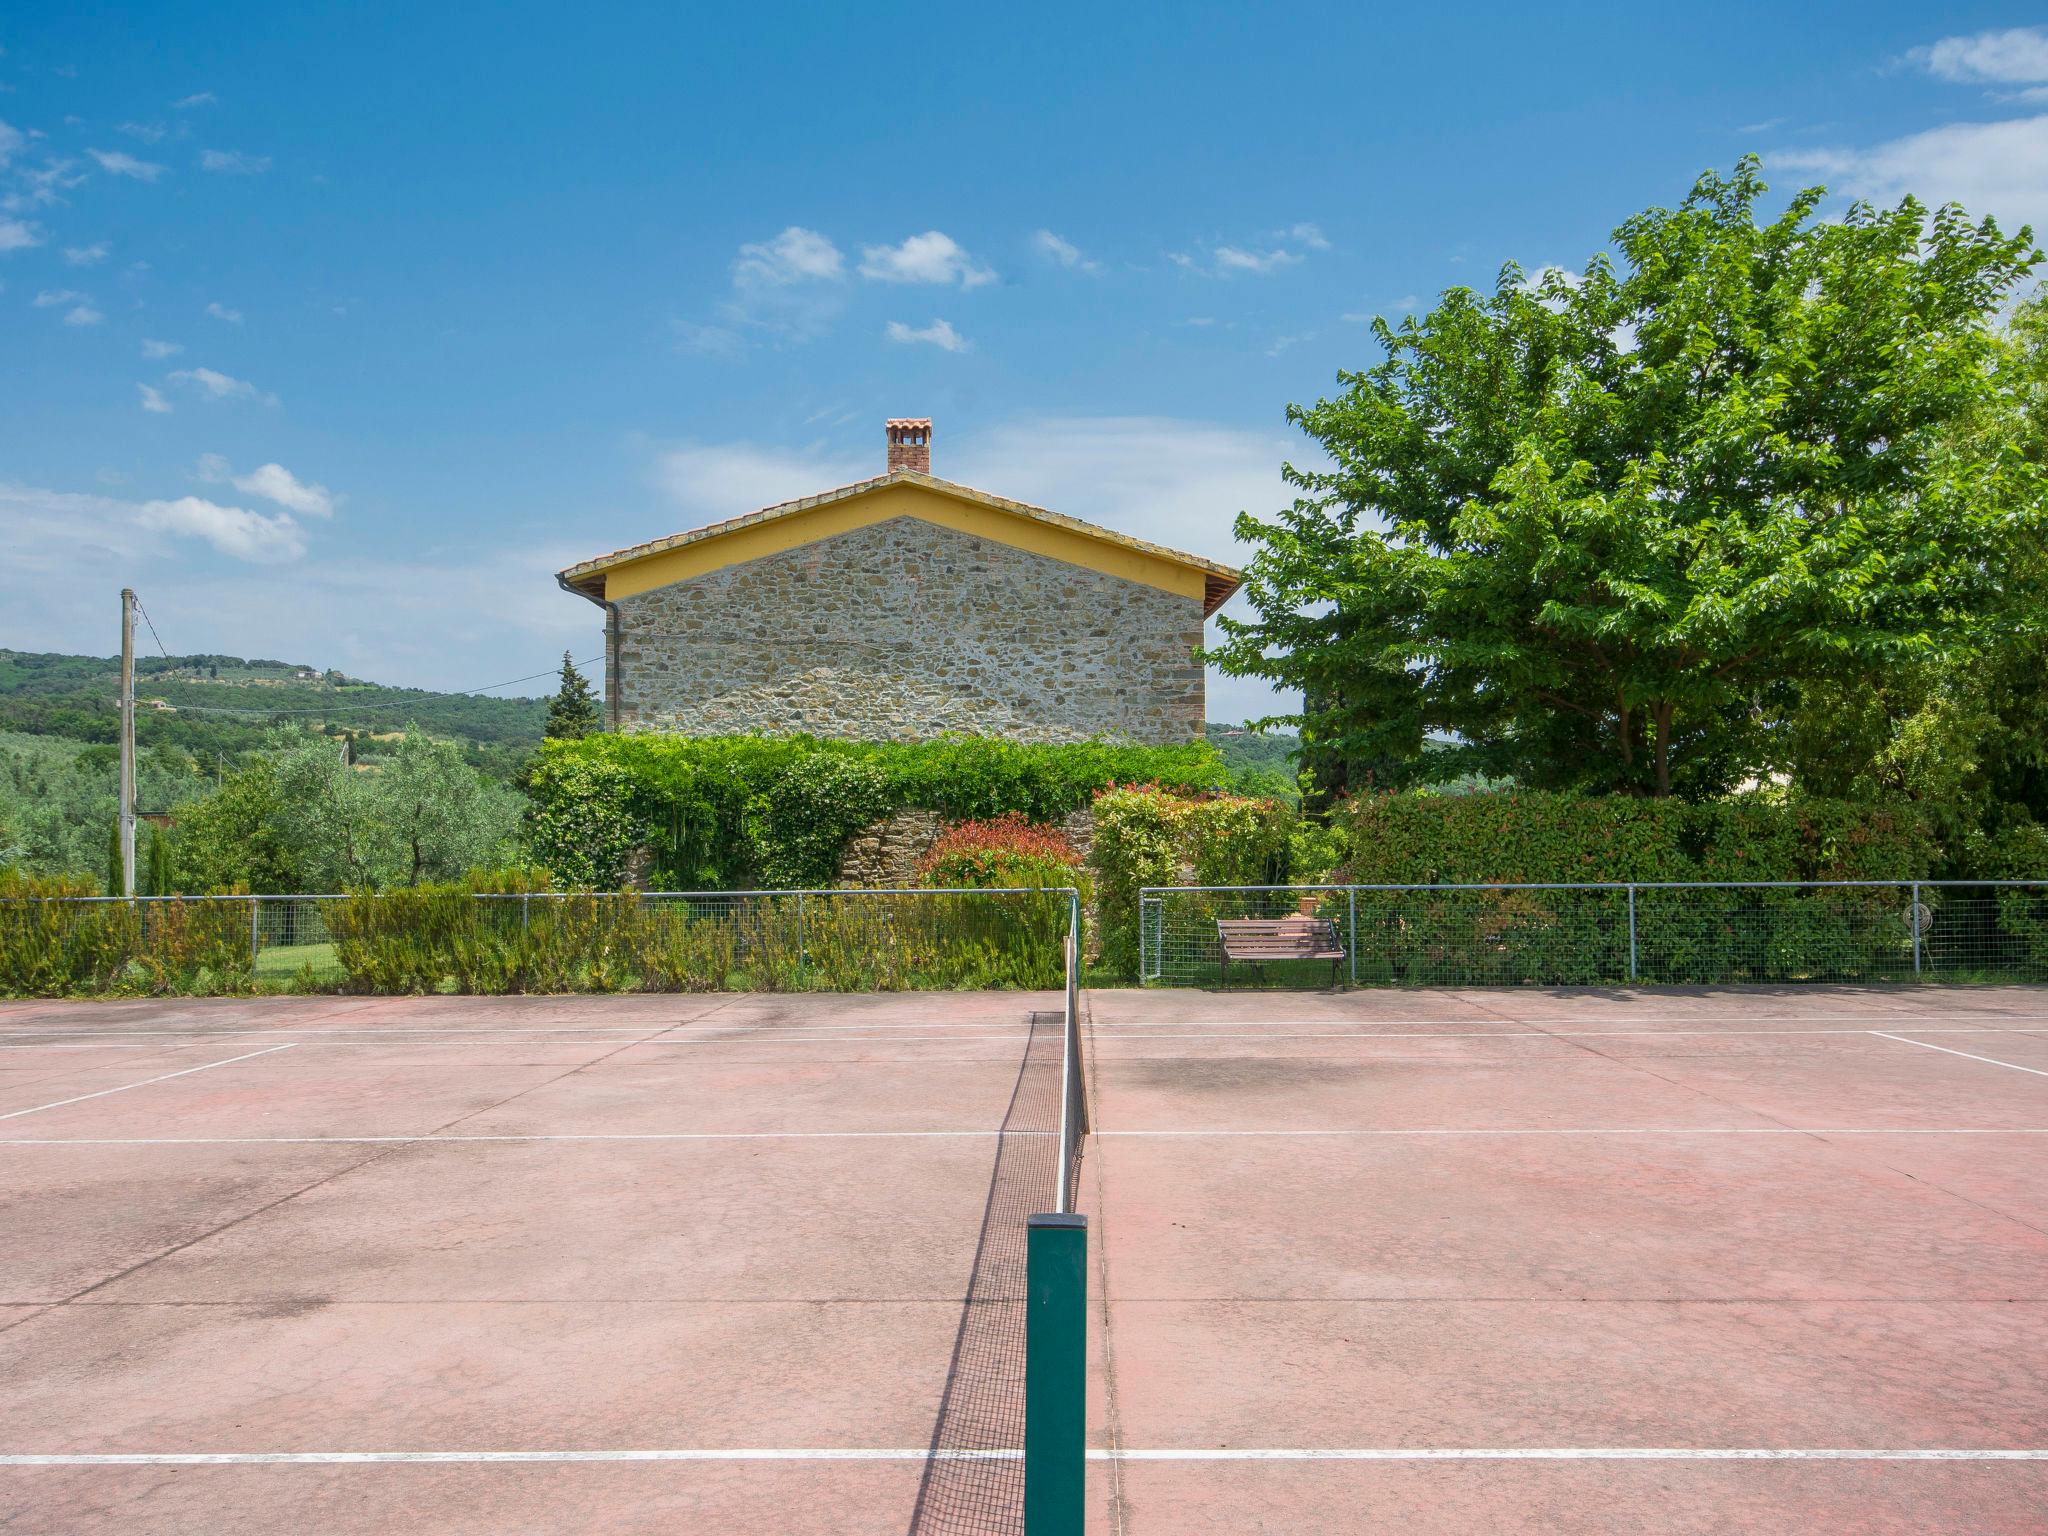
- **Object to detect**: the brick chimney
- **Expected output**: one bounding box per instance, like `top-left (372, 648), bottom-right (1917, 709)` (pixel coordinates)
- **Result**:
top-left (886, 418), bottom-right (932, 475)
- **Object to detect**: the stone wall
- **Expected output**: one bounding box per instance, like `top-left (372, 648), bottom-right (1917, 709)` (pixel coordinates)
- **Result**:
top-left (610, 515), bottom-right (1207, 743)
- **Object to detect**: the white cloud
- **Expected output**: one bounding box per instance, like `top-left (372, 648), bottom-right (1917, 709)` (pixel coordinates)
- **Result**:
top-left (87, 148), bottom-right (167, 181)
top-left (1180, 225), bottom-right (1326, 278)
top-left (1032, 229), bottom-right (1097, 270)
top-left (884, 317), bottom-right (969, 352)
top-left (137, 383), bottom-right (172, 414)
top-left (0, 119), bottom-right (22, 167)
top-left (734, 226), bottom-right (843, 285)
top-left (141, 337), bottom-right (182, 359)
top-left (137, 496), bottom-right (306, 563)
top-left (197, 454), bottom-right (338, 517)
top-left (0, 482), bottom-right (595, 692)
top-left (0, 217), bottom-right (38, 251)
top-left (172, 91), bottom-right (217, 109)
top-left (4, 158), bottom-right (86, 213)
top-left (698, 226), bottom-right (847, 347)
top-left (169, 366), bottom-right (265, 402)
top-left (1909, 26), bottom-right (2048, 86)
top-left (117, 121), bottom-right (166, 143)
top-left (652, 440), bottom-right (872, 524)
top-left (206, 300), bottom-right (243, 323)
top-left (859, 231), bottom-right (996, 288)
top-left (1265, 331), bottom-right (1313, 357)
top-left (61, 241), bottom-right (107, 265)
top-left (199, 148), bottom-right (271, 174)
top-left (32, 288), bottom-right (82, 306)
top-left (1214, 245), bottom-right (1302, 274)
top-left (1774, 114), bottom-right (2048, 234)
top-left (62, 303), bottom-right (102, 327)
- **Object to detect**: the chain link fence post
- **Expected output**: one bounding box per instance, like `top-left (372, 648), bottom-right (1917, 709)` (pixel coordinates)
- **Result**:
top-left (249, 897), bottom-right (261, 978)
top-left (1347, 886), bottom-right (1358, 985)
top-left (1911, 880), bottom-right (1922, 977)
top-left (1627, 884), bottom-right (1638, 983)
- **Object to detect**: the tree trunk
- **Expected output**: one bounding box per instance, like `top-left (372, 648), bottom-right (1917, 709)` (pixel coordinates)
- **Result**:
top-left (1651, 701), bottom-right (1674, 797)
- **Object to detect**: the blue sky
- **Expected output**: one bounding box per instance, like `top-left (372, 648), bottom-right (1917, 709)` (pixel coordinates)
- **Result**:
top-left (3, 4), bottom-right (2045, 723)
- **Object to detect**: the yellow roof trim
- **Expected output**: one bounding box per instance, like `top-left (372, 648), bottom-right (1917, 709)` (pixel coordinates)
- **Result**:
top-left (556, 471), bottom-right (1244, 616)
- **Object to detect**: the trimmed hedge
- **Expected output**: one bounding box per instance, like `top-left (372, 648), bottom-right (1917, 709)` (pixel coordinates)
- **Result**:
top-left (1334, 791), bottom-right (1939, 886)
top-left (524, 733), bottom-right (1227, 890)
top-left (1322, 791), bottom-right (1962, 986)
top-left (0, 877), bottom-right (256, 997)
top-left (322, 884), bottom-right (1069, 994)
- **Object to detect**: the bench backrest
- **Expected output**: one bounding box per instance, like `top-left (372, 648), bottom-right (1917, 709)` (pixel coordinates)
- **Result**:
top-left (1216, 917), bottom-right (1342, 956)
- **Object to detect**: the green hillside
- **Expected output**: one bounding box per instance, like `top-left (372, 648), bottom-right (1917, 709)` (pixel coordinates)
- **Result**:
top-left (0, 650), bottom-right (548, 777)
top-left (1206, 723), bottom-right (1301, 799)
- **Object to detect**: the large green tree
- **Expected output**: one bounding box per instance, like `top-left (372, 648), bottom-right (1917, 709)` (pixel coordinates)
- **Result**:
top-left (1784, 285), bottom-right (2048, 858)
top-left (1216, 160), bottom-right (2043, 798)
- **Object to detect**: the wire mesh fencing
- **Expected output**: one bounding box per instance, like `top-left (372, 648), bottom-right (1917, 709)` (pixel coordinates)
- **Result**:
top-left (0, 886), bottom-right (1081, 998)
top-left (1138, 881), bottom-right (2048, 989)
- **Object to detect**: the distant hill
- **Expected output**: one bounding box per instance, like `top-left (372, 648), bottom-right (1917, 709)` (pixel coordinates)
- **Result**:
top-left (1206, 722), bottom-right (1300, 797)
top-left (0, 650), bottom-right (548, 777)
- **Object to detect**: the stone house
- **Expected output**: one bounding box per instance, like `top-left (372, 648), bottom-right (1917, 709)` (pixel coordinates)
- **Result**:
top-left (555, 419), bottom-right (1242, 743)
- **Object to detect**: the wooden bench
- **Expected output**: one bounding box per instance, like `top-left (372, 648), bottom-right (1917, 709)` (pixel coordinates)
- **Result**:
top-left (1216, 916), bottom-right (1346, 988)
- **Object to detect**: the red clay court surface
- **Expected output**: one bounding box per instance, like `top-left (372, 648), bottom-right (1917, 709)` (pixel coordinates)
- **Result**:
top-left (2, 986), bottom-right (2046, 1534)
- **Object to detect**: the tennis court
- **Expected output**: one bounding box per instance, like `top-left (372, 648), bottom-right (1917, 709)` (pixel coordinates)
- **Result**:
top-left (3, 983), bottom-right (2046, 1533)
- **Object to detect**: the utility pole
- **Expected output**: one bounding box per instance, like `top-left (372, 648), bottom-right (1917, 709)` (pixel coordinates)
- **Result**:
top-left (118, 588), bottom-right (137, 899)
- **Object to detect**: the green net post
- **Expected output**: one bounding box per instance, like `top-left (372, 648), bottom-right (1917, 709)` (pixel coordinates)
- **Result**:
top-left (1025, 1212), bottom-right (1087, 1536)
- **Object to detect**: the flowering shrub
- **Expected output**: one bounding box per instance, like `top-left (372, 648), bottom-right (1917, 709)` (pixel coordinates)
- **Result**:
top-left (1089, 785), bottom-right (1297, 976)
top-left (918, 814), bottom-right (1081, 890)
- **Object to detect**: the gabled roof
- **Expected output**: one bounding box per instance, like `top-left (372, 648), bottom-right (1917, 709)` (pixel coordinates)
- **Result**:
top-left (555, 469), bottom-right (1244, 617)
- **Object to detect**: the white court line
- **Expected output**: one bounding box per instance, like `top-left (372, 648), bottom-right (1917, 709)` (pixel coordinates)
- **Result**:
top-left (0, 1043), bottom-right (199, 1051)
top-left (1096, 1127), bottom-right (2048, 1137)
top-left (4, 1447), bottom-right (2044, 1467)
top-left (11, 1025), bottom-right (2047, 1048)
top-left (5, 1127), bottom-right (2039, 1148)
top-left (1101, 1447), bottom-right (2048, 1463)
top-left (1871, 1032), bottom-right (2048, 1079)
top-left (0, 1045), bottom-right (297, 1123)
top-left (0, 1450), bottom-right (1015, 1465)
top-left (0, 1129), bottom-right (1051, 1146)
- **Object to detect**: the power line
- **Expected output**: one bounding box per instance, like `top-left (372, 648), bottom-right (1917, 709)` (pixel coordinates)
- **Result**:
top-left (131, 596), bottom-right (171, 660)
top-left (160, 655), bottom-right (605, 718)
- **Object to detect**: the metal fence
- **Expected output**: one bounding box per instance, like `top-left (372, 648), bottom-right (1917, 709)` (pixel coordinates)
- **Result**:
top-left (1137, 880), bottom-right (2048, 989)
top-left (0, 886), bottom-right (1083, 998)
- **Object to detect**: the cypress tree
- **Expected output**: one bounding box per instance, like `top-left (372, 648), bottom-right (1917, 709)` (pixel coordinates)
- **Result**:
top-left (544, 652), bottom-right (601, 740)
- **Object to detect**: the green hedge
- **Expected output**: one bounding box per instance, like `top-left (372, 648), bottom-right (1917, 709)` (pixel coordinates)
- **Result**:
top-left (0, 884), bottom-right (256, 997)
top-left (1335, 791), bottom-right (1939, 885)
top-left (322, 885), bottom-right (1070, 994)
top-left (1320, 791), bottom-right (1966, 986)
top-left (524, 733), bottom-right (1227, 890)
top-left (1090, 785), bottom-right (1299, 978)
